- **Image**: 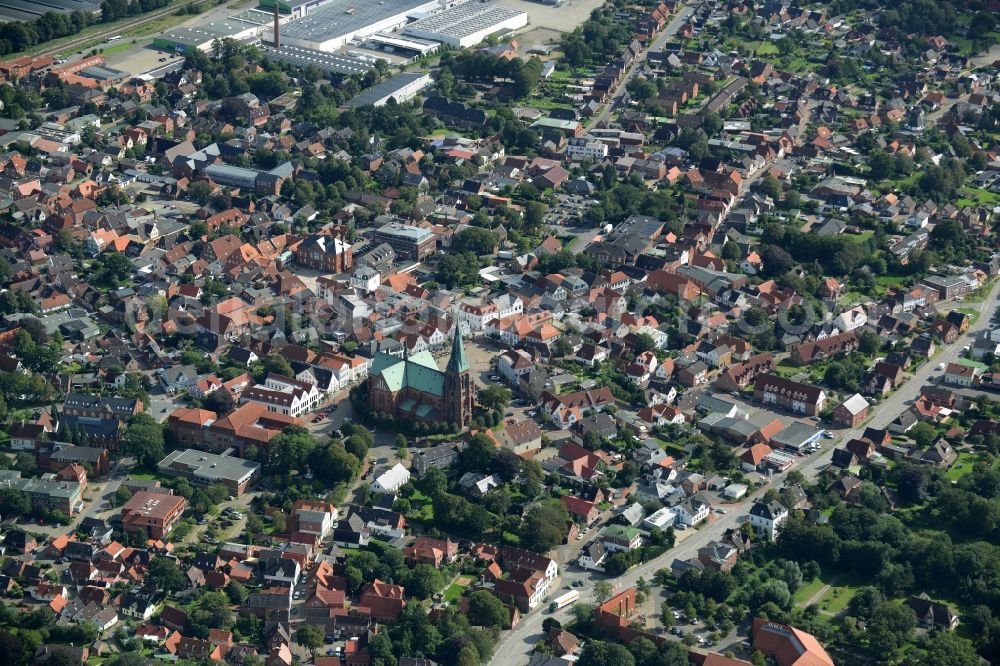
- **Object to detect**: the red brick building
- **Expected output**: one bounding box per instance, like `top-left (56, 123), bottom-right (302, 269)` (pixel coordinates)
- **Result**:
top-left (121, 491), bottom-right (186, 539)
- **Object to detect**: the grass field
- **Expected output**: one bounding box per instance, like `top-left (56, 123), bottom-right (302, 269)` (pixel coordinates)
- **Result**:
top-left (795, 572), bottom-right (861, 615)
top-left (956, 187), bottom-right (1000, 207)
top-left (946, 452), bottom-right (984, 482)
top-left (875, 274), bottom-right (907, 288)
top-left (820, 585), bottom-right (857, 613)
top-left (444, 576), bottom-right (471, 602)
top-left (655, 438), bottom-right (688, 458)
top-left (772, 358), bottom-right (806, 379)
top-left (793, 577), bottom-right (826, 605)
top-left (844, 230), bottom-right (874, 244)
top-left (405, 488), bottom-right (434, 522)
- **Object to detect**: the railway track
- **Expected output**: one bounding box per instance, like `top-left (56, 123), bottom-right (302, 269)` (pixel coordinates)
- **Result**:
top-left (30, 1), bottom-right (197, 59)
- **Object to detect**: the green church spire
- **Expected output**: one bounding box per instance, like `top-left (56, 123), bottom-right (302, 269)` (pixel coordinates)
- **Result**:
top-left (446, 326), bottom-right (469, 374)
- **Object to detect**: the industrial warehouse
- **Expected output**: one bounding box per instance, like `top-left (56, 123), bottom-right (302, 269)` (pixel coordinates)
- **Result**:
top-left (262, 0), bottom-right (441, 53)
top-left (155, 0), bottom-right (529, 58)
top-left (404, 1), bottom-right (529, 48)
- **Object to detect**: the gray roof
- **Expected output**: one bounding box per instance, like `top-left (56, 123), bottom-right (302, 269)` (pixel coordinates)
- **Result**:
top-left (346, 71), bottom-right (431, 109)
top-left (280, 0), bottom-right (435, 42)
top-left (157, 449), bottom-right (259, 485)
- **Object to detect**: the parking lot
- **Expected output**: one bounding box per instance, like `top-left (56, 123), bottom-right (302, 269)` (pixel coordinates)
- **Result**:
top-left (543, 193), bottom-right (603, 229)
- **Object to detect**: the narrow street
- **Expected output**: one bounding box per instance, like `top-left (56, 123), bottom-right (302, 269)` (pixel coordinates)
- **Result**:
top-left (592, 4), bottom-right (696, 127)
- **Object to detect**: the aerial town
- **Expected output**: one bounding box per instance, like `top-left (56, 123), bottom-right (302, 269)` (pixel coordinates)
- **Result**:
top-left (0, 0), bottom-right (998, 665)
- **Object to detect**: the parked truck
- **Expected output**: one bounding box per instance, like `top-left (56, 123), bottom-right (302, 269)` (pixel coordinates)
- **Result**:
top-left (548, 590), bottom-right (579, 612)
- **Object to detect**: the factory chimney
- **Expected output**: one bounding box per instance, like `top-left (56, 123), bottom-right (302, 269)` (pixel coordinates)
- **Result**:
top-left (273, 3), bottom-right (280, 48)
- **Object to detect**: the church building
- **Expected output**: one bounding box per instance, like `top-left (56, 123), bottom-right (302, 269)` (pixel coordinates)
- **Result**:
top-left (367, 328), bottom-right (475, 429)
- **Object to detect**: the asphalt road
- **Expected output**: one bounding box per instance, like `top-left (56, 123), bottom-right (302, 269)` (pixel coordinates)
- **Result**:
top-left (592, 4), bottom-right (696, 127)
top-left (489, 279), bottom-right (1000, 665)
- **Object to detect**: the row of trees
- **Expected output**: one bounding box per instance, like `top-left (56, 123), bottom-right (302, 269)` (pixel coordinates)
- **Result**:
top-left (438, 50), bottom-right (544, 100)
top-left (100, 0), bottom-right (173, 23)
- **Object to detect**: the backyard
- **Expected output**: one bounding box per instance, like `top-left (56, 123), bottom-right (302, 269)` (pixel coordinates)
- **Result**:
top-left (946, 452), bottom-right (993, 483)
top-left (443, 576), bottom-right (472, 603)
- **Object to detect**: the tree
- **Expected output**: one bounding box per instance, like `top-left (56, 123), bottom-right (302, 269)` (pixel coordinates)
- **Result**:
top-left (521, 500), bottom-right (570, 553)
top-left (146, 556), bottom-right (187, 593)
top-left (632, 332), bottom-right (656, 355)
top-left (919, 631), bottom-right (981, 666)
top-left (911, 422), bottom-right (937, 449)
top-left (477, 384), bottom-right (511, 412)
top-left (204, 388), bottom-right (235, 414)
top-left (781, 560), bottom-right (803, 593)
top-left (578, 640), bottom-right (636, 666)
top-left (225, 580), bottom-right (248, 605)
top-left (468, 590), bottom-right (509, 628)
top-left (455, 644), bottom-right (480, 666)
top-left (751, 580), bottom-right (791, 610)
top-left (193, 590), bottom-right (234, 630)
top-left (296, 625), bottom-right (324, 651)
top-left (761, 245), bottom-right (795, 277)
top-left (759, 175), bottom-right (782, 200)
top-left (594, 580), bottom-right (613, 603)
top-left (122, 413), bottom-right (164, 469)
top-left (262, 354), bottom-right (294, 378)
top-left (0, 489), bottom-right (29, 518)
top-left (459, 433), bottom-right (495, 474)
top-left (848, 586), bottom-right (883, 620)
top-left (406, 564), bottom-right (444, 599)
top-left (722, 241), bottom-right (742, 261)
top-left (858, 328), bottom-right (882, 356)
top-left (626, 637), bottom-right (658, 666)
top-left (869, 601), bottom-right (916, 657)
top-left (869, 151), bottom-right (894, 181)
top-left (269, 426), bottom-right (316, 474)
top-left (309, 441), bottom-right (360, 484)
top-left (453, 227), bottom-right (500, 255)
top-left (189, 181), bottom-right (213, 206)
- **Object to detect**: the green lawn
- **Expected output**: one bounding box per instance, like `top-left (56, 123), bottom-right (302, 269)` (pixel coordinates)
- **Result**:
top-left (404, 488), bottom-right (435, 522)
top-left (954, 307), bottom-right (980, 326)
top-left (444, 580), bottom-right (468, 602)
top-left (796, 572), bottom-right (861, 614)
top-left (820, 585), bottom-right (858, 614)
top-left (845, 230), bottom-right (874, 244)
top-left (955, 187), bottom-right (1000, 207)
top-left (794, 577), bottom-right (826, 605)
top-left (772, 358), bottom-right (807, 379)
top-left (755, 41), bottom-right (779, 55)
top-left (655, 439), bottom-right (687, 458)
top-left (946, 452), bottom-right (984, 482)
top-left (875, 274), bottom-right (907, 288)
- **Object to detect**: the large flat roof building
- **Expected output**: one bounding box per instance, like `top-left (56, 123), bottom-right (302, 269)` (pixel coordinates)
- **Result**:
top-left (261, 44), bottom-right (374, 77)
top-left (403, 1), bottom-right (528, 48)
top-left (259, 0), bottom-right (334, 19)
top-left (157, 449), bottom-right (261, 496)
top-left (121, 491), bottom-right (187, 539)
top-left (264, 0), bottom-right (440, 52)
top-left (346, 71), bottom-right (433, 109)
top-left (372, 220), bottom-right (437, 260)
top-left (154, 19), bottom-right (266, 53)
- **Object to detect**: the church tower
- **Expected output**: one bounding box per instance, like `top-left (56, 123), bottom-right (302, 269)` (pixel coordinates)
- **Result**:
top-left (444, 327), bottom-right (474, 429)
